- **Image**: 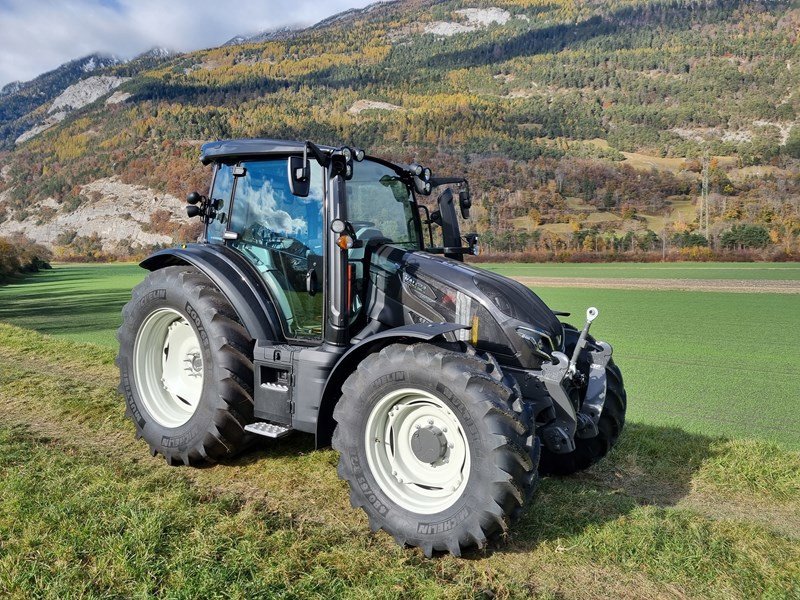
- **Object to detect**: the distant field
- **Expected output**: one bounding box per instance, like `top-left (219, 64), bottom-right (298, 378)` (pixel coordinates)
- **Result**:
top-left (527, 287), bottom-right (799, 449)
top-left (482, 261), bottom-right (800, 280)
top-left (0, 263), bottom-right (143, 347)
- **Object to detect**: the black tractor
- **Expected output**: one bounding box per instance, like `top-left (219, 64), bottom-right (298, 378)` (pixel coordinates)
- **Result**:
top-left (117, 139), bottom-right (626, 556)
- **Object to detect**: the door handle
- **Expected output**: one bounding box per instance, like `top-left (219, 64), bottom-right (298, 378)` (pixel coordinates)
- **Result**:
top-left (306, 268), bottom-right (317, 296)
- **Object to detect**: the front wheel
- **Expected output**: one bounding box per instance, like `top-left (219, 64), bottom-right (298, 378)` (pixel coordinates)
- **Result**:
top-left (332, 343), bottom-right (540, 556)
top-left (116, 266), bottom-right (255, 466)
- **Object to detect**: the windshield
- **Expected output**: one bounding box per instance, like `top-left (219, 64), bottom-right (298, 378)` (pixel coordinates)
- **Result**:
top-left (346, 160), bottom-right (421, 249)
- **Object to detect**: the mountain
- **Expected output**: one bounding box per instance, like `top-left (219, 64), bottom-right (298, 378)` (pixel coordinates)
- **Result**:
top-left (135, 47), bottom-right (177, 60)
top-left (222, 1), bottom-right (396, 46)
top-left (0, 54), bottom-right (123, 148)
top-left (223, 27), bottom-right (299, 47)
top-left (0, 81), bottom-right (24, 96)
top-left (1, 0), bottom-right (799, 259)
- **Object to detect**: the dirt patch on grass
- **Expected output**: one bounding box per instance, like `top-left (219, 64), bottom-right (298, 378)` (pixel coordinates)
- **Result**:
top-left (512, 276), bottom-right (800, 294)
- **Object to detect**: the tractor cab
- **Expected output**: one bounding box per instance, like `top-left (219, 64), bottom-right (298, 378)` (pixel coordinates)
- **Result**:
top-left (190, 139), bottom-right (475, 349)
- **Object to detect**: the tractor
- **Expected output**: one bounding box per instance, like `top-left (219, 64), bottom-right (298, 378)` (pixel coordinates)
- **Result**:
top-left (117, 139), bottom-right (627, 556)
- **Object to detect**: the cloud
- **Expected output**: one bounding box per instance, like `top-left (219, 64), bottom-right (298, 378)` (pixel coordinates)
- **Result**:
top-left (0, 0), bottom-right (374, 86)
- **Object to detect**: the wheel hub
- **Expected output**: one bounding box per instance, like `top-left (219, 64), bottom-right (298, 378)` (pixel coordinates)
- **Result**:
top-left (364, 388), bottom-right (471, 514)
top-left (410, 425), bottom-right (448, 464)
top-left (184, 351), bottom-right (203, 376)
top-left (133, 308), bottom-right (204, 428)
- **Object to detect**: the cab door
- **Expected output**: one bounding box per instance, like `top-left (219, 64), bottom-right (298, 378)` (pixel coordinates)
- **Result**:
top-left (225, 158), bottom-right (326, 342)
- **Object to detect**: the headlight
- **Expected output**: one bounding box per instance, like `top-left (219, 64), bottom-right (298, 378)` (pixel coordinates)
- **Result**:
top-left (516, 326), bottom-right (558, 359)
top-left (474, 278), bottom-right (518, 319)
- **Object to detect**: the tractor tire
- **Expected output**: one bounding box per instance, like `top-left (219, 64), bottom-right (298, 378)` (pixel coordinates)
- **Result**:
top-left (332, 343), bottom-right (540, 557)
top-left (538, 328), bottom-right (627, 476)
top-left (116, 266), bottom-right (255, 466)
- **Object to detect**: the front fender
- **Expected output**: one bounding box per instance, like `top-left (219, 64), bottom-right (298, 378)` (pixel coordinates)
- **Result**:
top-left (315, 322), bottom-right (468, 448)
top-left (141, 244), bottom-right (284, 341)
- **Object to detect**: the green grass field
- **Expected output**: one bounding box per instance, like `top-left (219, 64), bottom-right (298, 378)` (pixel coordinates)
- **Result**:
top-left (0, 263), bottom-right (142, 346)
top-left (0, 262), bottom-right (798, 598)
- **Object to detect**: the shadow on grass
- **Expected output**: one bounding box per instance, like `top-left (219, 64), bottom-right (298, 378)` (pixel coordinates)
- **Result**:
top-left (1, 266), bottom-right (107, 286)
top-left (0, 267), bottom-right (139, 339)
top-left (493, 422), bottom-right (718, 557)
top-left (208, 422), bottom-right (720, 556)
top-left (216, 434), bottom-right (319, 467)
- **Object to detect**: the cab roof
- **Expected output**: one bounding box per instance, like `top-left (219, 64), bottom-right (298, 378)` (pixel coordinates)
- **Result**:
top-left (199, 138), bottom-right (335, 165)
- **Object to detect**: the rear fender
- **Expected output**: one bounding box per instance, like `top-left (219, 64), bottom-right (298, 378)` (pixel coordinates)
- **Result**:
top-left (140, 244), bottom-right (284, 341)
top-left (314, 323), bottom-right (468, 448)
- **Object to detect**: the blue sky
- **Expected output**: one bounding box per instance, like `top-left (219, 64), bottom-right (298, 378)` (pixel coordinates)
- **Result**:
top-left (0, 0), bottom-right (374, 87)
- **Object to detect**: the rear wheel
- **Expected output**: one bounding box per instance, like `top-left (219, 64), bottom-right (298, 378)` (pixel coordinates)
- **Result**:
top-left (538, 328), bottom-right (627, 476)
top-left (117, 266), bottom-right (255, 465)
top-left (333, 343), bottom-right (539, 556)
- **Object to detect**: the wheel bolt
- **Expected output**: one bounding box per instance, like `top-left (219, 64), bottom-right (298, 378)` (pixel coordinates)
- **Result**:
top-left (415, 424), bottom-right (421, 429)
top-left (428, 419), bottom-right (434, 425)
top-left (442, 427), bottom-right (448, 433)
top-left (448, 442), bottom-right (454, 449)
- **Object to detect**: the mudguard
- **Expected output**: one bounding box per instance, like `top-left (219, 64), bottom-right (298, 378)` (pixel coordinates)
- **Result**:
top-left (140, 244), bottom-right (284, 341)
top-left (315, 322), bottom-right (469, 447)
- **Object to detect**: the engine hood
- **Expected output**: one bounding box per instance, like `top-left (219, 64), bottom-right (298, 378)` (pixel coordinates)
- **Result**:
top-left (405, 252), bottom-right (562, 335)
top-left (368, 246), bottom-right (563, 366)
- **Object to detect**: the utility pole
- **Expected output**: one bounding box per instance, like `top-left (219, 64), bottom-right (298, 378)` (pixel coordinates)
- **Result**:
top-left (701, 150), bottom-right (710, 239)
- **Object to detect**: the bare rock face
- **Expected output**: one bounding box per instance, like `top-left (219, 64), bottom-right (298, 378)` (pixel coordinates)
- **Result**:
top-left (105, 91), bottom-right (132, 105)
top-left (15, 75), bottom-right (131, 145)
top-left (347, 99), bottom-right (403, 114)
top-left (48, 75), bottom-right (129, 113)
top-left (0, 177), bottom-right (188, 251)
top-left (15, 111), bottom-right (67, 144)
top-left (424, 7), bottom-right (512, 36)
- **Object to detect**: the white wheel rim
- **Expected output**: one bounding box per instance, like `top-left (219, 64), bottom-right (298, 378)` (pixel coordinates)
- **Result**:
top-left (365, 388), bottom-right (471, 514)
top-left (133, 308), bottom-right (204, 428)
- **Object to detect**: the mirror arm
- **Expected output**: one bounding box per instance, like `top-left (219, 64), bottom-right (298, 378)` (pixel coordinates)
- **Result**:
top-left (305, 140), bottom-right (331, 169)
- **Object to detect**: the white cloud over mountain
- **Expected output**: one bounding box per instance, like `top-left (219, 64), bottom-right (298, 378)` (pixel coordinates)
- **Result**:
top-left (0, 0), bottom-right (373, 86)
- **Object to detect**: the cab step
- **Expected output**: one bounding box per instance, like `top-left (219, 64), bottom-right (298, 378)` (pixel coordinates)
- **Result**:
top-left (244, 422), bottom-right (292, 439)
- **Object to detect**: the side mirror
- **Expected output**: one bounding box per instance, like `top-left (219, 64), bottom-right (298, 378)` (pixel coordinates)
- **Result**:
top-left (187, 191), bottom-right (202, 205)
top-left (459, 188), bottom-right (471, 219)
top-left (288, 155), bottom-right (310, 197)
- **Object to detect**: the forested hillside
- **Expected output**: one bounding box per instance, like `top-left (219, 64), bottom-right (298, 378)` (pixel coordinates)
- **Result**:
top-left (0, 0), bottom-right (798, 260)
